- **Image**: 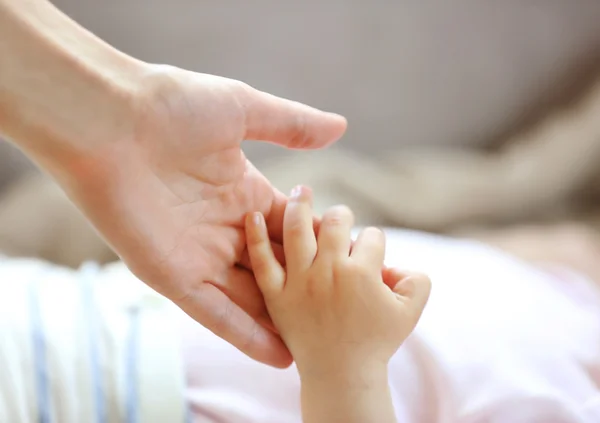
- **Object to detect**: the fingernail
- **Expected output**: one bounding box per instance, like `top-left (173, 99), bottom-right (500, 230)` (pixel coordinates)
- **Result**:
top-left (290, 185), bottom-right (303, 201)
top-left (252, 212), bottom-right (264, 227)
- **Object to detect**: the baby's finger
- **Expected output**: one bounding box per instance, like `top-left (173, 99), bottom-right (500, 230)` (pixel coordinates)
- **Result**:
top-left (238, 242), bottom-right (286, 270)
top-left (284, 186), bottom-right (317, 273)
top-left (381, 266), bottom-right (409, 290)
top-left (245, 212), bottom-right (286, 298)
top-left (350, 227), bottom-right (386, 271)
top-left (390, 269), bottom-right (432, 326)
top-left (315, 205), bottom-right (354, 261)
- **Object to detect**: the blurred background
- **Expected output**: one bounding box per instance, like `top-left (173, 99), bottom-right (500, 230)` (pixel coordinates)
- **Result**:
top-left (3, 1), bottom-right (600, 267)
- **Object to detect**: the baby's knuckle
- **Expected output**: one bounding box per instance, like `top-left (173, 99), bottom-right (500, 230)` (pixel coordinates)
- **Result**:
top-left (344, 261), bottom-right (370, 279)
top-left (305, 274), bottom-right (325, 298)
top-left (330, 259), bottom-right (355, 280)
top-left (286, 216), bottom-right (305, 236)
top-left (248, 242), bottom-right (266, 259)
top-left (303, 265), bottom-right (332, 292)
top-left (252, 256), bottom-right (272, 275)
top-left (304, 281), bottom-right (319, 299)
top-left (330, 256), bottom-right (346, 271)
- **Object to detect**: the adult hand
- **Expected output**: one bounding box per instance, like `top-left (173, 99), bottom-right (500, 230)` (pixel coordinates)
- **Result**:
top-left (68, 66), bottom-right (346, 367)
top-left (1, 0), bottom-right (345, 367)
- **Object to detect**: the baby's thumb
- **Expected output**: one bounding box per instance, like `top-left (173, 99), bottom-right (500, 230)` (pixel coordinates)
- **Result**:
top-left (387, 269), bottom-right (431, 326)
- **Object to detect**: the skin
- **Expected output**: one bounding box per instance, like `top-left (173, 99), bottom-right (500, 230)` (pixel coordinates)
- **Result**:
top-left (0, 0), bottom-right (347, 367)
top-left (245, 186), bottom-right (431, 423)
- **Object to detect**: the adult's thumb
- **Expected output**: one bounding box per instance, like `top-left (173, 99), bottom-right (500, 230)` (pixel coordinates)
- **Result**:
top-left (241, 84), bottom-right (347, 149)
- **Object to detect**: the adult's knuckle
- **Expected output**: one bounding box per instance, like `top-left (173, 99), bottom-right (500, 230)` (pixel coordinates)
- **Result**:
top-left (233, 79), bottom-right (252, 93)
top-left (240, 322), bottom-right (260, 353)
top-left (287, 113), bottom-right (310, 147)
top-left (212, 300), bottom-right (233, 336)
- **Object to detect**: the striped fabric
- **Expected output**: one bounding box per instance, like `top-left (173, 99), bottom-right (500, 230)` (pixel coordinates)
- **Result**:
top-left (0, 258), bottom-right (187, 423)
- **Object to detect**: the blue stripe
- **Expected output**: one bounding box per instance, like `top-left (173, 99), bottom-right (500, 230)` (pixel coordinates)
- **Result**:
top-left (125, 306), bottom-right (140, 423)
top-left (80, 263), bottom-right (106, 423)
top-left (29, 274), bottom-right (52, 423)
top-left (185, 404), bottom-right (193, 423)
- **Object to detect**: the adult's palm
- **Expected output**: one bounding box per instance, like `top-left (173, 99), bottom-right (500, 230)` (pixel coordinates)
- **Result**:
top-left (68, 66), bottom-right (347, 367)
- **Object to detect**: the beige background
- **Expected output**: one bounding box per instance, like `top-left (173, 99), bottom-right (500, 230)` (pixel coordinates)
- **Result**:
top-left (3, 2), bottom-right (600, 266)
top-left (47, 1), bottom-right (600, 164)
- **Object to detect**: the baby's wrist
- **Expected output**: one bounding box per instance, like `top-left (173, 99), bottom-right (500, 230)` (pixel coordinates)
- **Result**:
top-left (299, 360), bottom-right (389, 398)
top-left (299, 360), bottom-right (396, 423)
top-left (296, 355), bottom-right (389, 386)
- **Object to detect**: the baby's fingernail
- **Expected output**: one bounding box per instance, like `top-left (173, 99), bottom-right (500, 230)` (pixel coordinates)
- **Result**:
top-left (290, 185), bottom-right (303, 201)
top-left (252, 212), bottom-right (264, 227)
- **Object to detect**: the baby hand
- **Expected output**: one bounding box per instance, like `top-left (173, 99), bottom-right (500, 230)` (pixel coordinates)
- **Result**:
top-left (245, 186), bottom-right (431, 377)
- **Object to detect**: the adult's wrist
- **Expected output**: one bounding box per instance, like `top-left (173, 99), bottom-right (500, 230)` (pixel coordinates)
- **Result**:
top-left (0, 0), bottom-right (146, 179)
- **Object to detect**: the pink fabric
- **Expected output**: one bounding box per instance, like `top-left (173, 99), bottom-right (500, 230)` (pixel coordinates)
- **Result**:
top-left (181, 230), bottom-right (600, 423)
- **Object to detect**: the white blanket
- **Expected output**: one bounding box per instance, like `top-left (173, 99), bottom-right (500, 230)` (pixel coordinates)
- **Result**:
top-left (1, 229), bottom-right (599, 422)
top-left (0, 258), bottom-right (187, 423)
top-left (182, 229), bottom-right (600, 422)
